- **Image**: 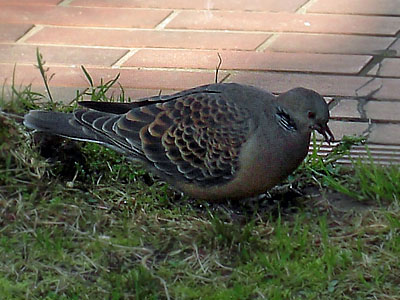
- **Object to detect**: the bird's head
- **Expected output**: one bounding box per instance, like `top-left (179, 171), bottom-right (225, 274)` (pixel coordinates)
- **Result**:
top-left (277, 87), bottom-right (334, 143)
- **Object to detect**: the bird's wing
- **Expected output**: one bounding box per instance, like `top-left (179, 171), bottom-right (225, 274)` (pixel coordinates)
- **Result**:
top-left (77, 90), bottom-right (252, 186)
top-left (78, 83), bottom-right (224, 114)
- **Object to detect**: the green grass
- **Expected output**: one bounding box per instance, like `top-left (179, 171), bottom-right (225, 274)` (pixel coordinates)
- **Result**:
top-left (0, 59), bottom-right (399, 299)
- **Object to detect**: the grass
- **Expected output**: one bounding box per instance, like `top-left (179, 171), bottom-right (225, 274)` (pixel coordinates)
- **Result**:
top-left (0, 59), bottom-right (399, 299)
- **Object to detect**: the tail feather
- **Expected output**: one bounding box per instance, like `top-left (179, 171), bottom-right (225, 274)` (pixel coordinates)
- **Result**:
top-left (24, 110), bottom-right (101, 143)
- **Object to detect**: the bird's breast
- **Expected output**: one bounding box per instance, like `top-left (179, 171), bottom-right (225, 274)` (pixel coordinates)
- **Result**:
top-left (176, 127), bottom-right (310, 200)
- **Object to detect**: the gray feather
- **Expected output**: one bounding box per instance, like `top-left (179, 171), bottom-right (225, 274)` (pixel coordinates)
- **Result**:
top-left (24, 110), bottom-right (100, 142)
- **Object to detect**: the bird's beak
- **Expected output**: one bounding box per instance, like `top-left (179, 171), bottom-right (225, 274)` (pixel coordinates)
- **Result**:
top-left (314, 123), bottom-right (335, 144)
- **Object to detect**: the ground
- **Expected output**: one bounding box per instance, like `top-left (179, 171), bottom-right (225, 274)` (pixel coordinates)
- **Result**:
top-left (0, 76), bottom-right (399, 299)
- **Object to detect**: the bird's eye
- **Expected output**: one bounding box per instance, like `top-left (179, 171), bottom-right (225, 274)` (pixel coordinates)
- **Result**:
top-left (308, 111), bottom-right (316, 119)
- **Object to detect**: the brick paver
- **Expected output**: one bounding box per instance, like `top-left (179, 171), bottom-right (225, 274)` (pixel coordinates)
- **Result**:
top-left (69, 0), bottom-right (308, 12)
top-left (307, 0), bottom-right (400, 16)
top-left (0, 23), bottom-right (32, 42)
top-left (369, 124), bottom-right (400, 145)
top-left (368, 58), bottom-right (400, 77)
top-left (167, 11), bottom-right (400, 35)
top-left (365, 101), bottom-right (400, 121)
top-left (25, 27), bottom-right (269, 50)
top-left (389, 39), bottom-right (400, 56)
top-left (1, 0), bottom-right (400, 162)
top-left (0, 4), bottom-right (171, 28)
top-left (227, 72), bottom-right (372, 97)
top-left (330, 99), bottom-right (361, 119)
top-left (268, 34), bottom-right (395, 55)
top-left (0, 44), bottom-right (128, 67)
top-left (327, 120), bottom-right (370, 141)
top-left (1, 64), bottom-right (224, 90)
top-left (124, 49), bottom-right (371, 74)
top-left (372, 78), bottom-right (400, 100)
top-left (0, 0), bottom-right (60, 5)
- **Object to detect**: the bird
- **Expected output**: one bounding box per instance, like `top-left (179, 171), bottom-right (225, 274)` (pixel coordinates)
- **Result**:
top-left (24, 83), bottom-right (334, 200)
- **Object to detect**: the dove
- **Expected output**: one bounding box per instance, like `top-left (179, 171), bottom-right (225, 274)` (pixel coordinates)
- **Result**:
top-left (24, 83), bottom-right (334, 200)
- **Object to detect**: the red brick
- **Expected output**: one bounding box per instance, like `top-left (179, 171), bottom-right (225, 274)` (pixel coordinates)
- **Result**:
top-left (328, 120), bottom-right (369, 141)
top-left (228, 71), bottom-right (371, 97)
top-left (368, 124), bottom-right (400, 145)
top-left (389, 39), bottom-right (400, 56)
top-left (0, 23), bottom-right (32, 42)
top-left (0, 64), bottom-right (43, 87)
top-left (365, 101), bottom-right (400, 121)
top-left (368, 58), bottom-right (400, 77)
top-left (267, 34), bottom-right (395, 55)
top-left (2, 85), bottom-right (85, 104)
top-left (330, 99), bottom-right (361, 119)
top-left (25, 27), bottom-right (269, 51)
top-left (0, 0), bottom-right (60, 4)
top-left (2, 84), bottom-right (173, 104)
top-left (167, 11), bottom-right (400, 35)
top-left (373, 78), bottom-right (400, 100)
top-left (124, 49), bottom-right (371, 74)
top-left (0, 4), bottom-right (171, 28)
top-left (307, 0), bottom-right (400, 16)
top-left (0, 44), bottom-right (128, 67)
top-left (70, 0), bottom-right (307, 12)
top-left (77, 68), bottom-right (227, 90)
top-left (0, 64), bottom-right (226, 91)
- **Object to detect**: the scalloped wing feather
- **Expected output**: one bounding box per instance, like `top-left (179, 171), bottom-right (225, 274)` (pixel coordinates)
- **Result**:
top-left (112, 92), bottom-right (252, 186)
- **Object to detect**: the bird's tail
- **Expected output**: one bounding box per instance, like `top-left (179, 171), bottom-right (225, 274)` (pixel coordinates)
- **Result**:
top-left (24, 110), bottom-right (101, 143)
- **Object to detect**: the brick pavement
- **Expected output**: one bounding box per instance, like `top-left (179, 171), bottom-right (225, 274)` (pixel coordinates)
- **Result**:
top-left (1, 0), bottom-right (399, 163)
